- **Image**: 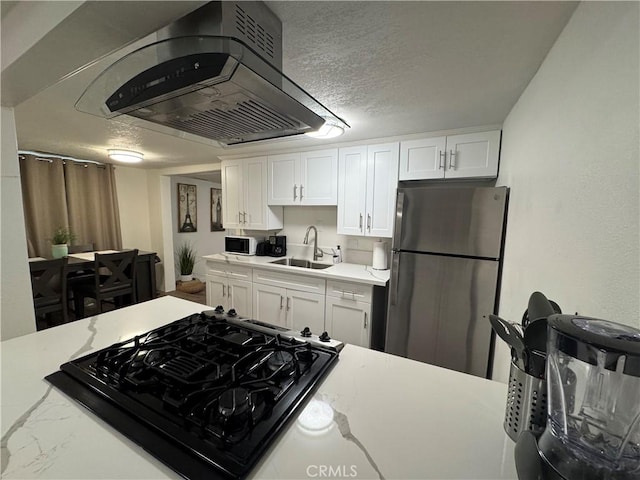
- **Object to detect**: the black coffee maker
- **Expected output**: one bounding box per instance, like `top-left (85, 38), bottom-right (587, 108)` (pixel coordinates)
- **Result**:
top-left (515, 315), bottom-right (640, 480)
top-left (269, 235), bottom-right (286, 257)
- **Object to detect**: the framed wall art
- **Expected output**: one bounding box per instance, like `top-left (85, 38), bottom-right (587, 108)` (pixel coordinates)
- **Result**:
top-left (210, 188), bottom-right (224, 231)
top-left (177, 183), bottom-right (197, 232)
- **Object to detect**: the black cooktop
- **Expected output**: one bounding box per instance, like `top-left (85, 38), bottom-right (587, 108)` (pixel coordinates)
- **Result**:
top-left (46, 311), bottom-right (339, 479)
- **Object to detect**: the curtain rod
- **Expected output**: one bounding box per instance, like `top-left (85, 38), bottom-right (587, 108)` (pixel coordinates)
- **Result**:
top-left (18, 150), bottom-right (104, 166)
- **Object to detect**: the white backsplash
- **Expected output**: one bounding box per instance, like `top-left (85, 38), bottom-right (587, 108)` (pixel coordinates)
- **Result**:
top-left (233, 206), bottom-right (391, 267)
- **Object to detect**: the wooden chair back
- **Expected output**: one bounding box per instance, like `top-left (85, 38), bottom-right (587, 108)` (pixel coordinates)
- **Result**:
top-left (93, 249), bottom-right (139, 304)
top-left (29, 257), bottom-right (68, 321)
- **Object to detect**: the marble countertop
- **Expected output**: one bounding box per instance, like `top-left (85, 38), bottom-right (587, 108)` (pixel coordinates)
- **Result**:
top-left (203, 254), bottom-right (390, 287)
top-left (1, 296), bottom-right (516, 479)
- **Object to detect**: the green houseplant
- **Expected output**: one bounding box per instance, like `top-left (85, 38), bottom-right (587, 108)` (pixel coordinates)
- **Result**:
top-left (175, 242), bottom-right (197, 282)
top-left (50, 226), bottom-right (76, 258)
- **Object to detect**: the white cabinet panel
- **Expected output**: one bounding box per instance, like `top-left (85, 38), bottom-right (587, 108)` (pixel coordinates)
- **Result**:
top-left (228, 279), bottom-right (252, 317)
top-left (366, 143), bottom-right (399, 238)
top-left (206, 274), bottom-right (227, 308)
top-left (268, 149), bottom-right (338, 206)
top-left (444, 130), bottom-right (501, 179)
top-left (221, 160), bottom-right (243, 228)
top-left (268, 152), bottom-right (299, 205)
top-left (325, 297), bottom-right (371, 348)
top-left (398, 130), bottom-right (501, 181)
top-left (253, 283), bottom-right (288, 328)
top-left (337, 143), bottom-right (398, 238)
top-left (221, 157), bottom-right (283, 230)
top-left (288, 290), bottom-right (325, 335)
top-left (300, 149), bottom-right (338, 205)
top-left (399, 137), bottom-right (447, 180)
top-left (206, 262), bottom-right (252, 316)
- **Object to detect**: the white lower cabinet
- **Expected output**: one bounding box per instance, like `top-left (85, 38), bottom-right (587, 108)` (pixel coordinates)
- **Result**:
top-left (253, 283), bottom-right (288, 328)
top-left (288, 290), bottom-right (325, 334)
top-left (325, 297), bottom-right (371, 348)
top-left (205, 263), bottom-right (253, 317)
top-left (206, 274), bottom-right (253, 317)
top-left (252, 280), bottom-right (325, 334)
top-left (324, 280), bottom-right (372, 347)
top-left (206, 261), bottom-right (375, 348)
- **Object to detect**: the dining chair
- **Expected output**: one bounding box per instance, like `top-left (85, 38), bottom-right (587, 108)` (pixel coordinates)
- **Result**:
top-left (72, 249), bottom-right (139, 318)
top-left (30, 257), bottom-right (69, 327)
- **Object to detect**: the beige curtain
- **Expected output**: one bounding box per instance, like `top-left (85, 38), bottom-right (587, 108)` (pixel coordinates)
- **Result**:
top-left (19, 155), bottom-right (122, 257)
top-left (64, 162), bottom-right (122, 251)
top-left (19, 155), bottom-right (68, 257)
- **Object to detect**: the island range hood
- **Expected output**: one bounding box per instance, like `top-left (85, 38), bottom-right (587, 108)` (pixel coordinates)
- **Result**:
top-left (76, 1), bottom-right (348, 146)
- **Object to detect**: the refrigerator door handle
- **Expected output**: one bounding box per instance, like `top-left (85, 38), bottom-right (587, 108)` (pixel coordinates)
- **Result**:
top-left (392, 191), bottom-right (405, 250)
top-left (390, 250), bottom-right (400, 305)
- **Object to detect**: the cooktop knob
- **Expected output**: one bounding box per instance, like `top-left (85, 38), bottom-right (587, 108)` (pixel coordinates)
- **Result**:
top-left (214, 305), bottom-right (224, 313)
top-left (227, 309), bottom-right (237, 317)
top-left (319, 331), bottom-right (331, 342)
top-left (301, 327), bottom-right (312, 337)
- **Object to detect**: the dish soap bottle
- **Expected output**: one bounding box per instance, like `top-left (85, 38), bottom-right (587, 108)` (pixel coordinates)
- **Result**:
top-left (336, 245), bottom-right (342, 263)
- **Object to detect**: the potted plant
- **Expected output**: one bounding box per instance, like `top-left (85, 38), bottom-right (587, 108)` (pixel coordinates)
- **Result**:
top-left (175, 242), bottom-right (197, 282)
top-left (50, 226), bottom-right (76, 258)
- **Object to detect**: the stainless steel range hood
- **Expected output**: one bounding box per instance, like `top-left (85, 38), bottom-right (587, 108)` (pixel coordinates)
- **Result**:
top-left (76, 1), bottom-right (348, 146)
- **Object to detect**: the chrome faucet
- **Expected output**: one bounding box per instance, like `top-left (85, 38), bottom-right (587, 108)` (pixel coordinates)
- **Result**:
top-left (303, 225), bottom-right (324, 261)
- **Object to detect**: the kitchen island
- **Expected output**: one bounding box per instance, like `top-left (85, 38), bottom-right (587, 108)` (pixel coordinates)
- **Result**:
top-left (1, 296), bottom-right (517, 479)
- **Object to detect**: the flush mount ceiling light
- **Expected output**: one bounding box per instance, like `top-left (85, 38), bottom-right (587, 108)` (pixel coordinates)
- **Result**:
top-left (107, 149), bottom-right (144, 163)
top-left (305, 117), bottom-right (345, 139)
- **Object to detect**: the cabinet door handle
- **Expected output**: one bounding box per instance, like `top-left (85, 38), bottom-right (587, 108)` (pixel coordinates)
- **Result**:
top-left (243, 211), bottom-right (247, 224)
top-left (359, 213), bottom-right (363, 231)
top-left (280, 295), bottom-right (284, 310)
top-left (286, 297), bottom-right (290, 311)
top-left (439, 151), bottom-right (445, 169)
top-left (300, 184), bottom-right (304, 201)
top-left (293, 184), bottom-right (297, 200)
top-left (363, 312), bottom-right (368, 329)
top-left (449, 150), bottom-right (456, 169)
top-left (222, 284), bottom-right (226, 297)
top-left (367, 214), bottom-right (371, 232)
top-left (228, 285), bottom-right (233, 303)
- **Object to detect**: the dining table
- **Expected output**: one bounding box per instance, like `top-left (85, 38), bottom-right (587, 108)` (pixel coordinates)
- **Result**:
top-left (29, 249), bottom-right (158, 303)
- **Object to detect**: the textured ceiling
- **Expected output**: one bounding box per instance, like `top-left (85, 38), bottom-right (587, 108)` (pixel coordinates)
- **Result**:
top-left (9, 1), bottom-right (578, 169)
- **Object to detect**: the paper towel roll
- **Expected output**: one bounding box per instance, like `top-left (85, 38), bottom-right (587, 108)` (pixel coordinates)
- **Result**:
top-left (372, 240), bottom-right (388, 270)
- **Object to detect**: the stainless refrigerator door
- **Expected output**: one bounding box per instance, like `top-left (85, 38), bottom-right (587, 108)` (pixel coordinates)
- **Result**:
top-left (393, 186), bottom-right (507, 258)
top-left (386, 251), bottom-right (499, 378)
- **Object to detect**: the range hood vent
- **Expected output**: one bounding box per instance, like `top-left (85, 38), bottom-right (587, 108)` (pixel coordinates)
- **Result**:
top-left (76, 2), bottom-right (348, 146)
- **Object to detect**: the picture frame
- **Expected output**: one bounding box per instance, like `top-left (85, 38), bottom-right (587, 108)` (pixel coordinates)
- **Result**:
top-left (177, 183), bottom-right (197, 232)
top-left (210, 188), bottom-right (224, 231)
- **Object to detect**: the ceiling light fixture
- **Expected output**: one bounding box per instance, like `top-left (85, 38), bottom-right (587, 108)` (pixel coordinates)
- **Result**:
top-left (107, 149), bottom-right (144, 163)
top-left (305, 117), bottom-right (345, 139)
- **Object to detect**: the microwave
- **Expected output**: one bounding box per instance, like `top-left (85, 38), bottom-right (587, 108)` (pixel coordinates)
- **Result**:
top-left (224, 236), bottom-right (258, 255)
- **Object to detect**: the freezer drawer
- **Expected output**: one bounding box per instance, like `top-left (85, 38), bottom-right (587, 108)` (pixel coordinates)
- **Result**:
top-left (386, 251), bottom-right (498, 378)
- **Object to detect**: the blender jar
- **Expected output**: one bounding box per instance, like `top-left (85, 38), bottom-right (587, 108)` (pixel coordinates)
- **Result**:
top-left (539, 315), bottom-right (640, 479)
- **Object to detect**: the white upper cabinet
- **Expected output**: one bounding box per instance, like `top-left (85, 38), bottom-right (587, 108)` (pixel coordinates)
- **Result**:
top-left (337, 142), bottom-right (399, 238)
top-left (399, 136), bottom-right (447, 180)
top-left (221, 157), bottom-right (283, 230)
top-left (267, 149), bottom-right (338, 205)
top-left (399, 130), bottom-right (501, 180)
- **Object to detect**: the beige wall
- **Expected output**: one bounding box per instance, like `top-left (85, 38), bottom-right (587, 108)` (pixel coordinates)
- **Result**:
top-left (493, 1), bottom-right (640, 381)
top-left (114, 165), bottom-right (152, 251)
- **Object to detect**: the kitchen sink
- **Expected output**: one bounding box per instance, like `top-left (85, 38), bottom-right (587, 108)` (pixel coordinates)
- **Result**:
top-left (269, 258), bottom-right (332, 270)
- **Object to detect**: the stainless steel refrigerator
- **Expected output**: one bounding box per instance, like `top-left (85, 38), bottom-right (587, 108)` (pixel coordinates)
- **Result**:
top-left (385, 185), bottom-right (508, 378)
